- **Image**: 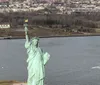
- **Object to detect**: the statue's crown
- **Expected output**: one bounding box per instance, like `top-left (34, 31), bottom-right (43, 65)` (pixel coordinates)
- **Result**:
top-left (31, 37), bottom-right (39, 41)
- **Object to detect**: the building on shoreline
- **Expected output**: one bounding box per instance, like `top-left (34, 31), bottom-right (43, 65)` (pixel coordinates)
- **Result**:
top-left (0, 0), bottom-right (9, 7)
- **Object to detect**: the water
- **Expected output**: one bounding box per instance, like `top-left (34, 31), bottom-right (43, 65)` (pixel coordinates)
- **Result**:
top-left (0, 36), bottom-right (100, 85)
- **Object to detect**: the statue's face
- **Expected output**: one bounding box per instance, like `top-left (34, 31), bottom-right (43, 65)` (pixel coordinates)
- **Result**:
top-left (32, 39), bottom-right (39, 46)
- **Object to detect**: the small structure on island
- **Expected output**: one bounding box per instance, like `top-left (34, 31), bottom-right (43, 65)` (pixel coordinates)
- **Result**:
top-left (24, 19), bottom-right (50, 85)
top-left (0, 23), bottom-right (10, 29)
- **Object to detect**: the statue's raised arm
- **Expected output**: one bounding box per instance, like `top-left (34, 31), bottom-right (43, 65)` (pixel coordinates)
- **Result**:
top-left (24, 25), bottom-right (29, 42)
top-left (24, 19), bottom-right (30, 49)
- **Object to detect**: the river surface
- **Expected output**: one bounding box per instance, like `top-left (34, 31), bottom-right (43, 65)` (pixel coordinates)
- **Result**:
top-left (0, 36), bottom-right (100, 85)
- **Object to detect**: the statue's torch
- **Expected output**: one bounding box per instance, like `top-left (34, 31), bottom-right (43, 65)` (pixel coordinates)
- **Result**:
top-left (24, 19), bottom-right (28, 35)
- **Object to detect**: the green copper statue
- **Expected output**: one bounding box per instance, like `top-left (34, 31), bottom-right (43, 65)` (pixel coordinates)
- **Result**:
top-left (24, 20), bottom-right (50, 85)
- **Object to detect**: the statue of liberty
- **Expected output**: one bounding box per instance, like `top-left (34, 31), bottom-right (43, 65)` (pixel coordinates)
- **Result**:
top-left (24, 19), bottom-right (50, 85)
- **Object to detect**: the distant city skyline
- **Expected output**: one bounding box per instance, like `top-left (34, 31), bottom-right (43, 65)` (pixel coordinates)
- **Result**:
top-left (28, 0), bottom-right (66, 3)
top-left (0, 0), bottom-right (9, 2)
top-left (41, 0), bottom-right (65, 3)
top-left (0, 0), bottom-right (68, 3)
top-left (25, 0), bottom-right (66, 4)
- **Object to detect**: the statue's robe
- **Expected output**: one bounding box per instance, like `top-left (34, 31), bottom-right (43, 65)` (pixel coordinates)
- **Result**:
top-left (25, 40), bottom-right (50, 85)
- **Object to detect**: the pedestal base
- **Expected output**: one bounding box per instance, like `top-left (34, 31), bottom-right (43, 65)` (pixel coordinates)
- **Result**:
top-left (13, 83), bottom-right (27, 85)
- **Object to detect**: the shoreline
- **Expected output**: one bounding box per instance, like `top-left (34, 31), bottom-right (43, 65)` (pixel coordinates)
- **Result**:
top-left (0, 28), bottom-right (100, 40)
top-left (0, 33), bottom-right (100, 40)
